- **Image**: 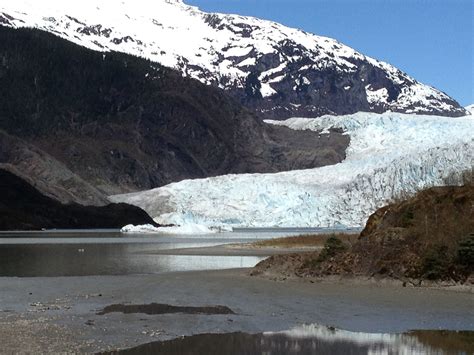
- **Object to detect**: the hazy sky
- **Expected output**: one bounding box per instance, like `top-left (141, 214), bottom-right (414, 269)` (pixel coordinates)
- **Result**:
top-left (187, 0), bottom-right (473, 106)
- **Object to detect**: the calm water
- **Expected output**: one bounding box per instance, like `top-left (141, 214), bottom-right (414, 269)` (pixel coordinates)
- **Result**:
top-left (0, 228), bottom-right (340, 277)
top-left (104, 325), bottom-right (474, 355)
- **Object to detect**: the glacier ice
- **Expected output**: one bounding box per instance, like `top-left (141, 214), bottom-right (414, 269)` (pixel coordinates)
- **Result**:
top-left (111, 112), bottom-right (474, 228)
top-left (121, 223), bottom-right (217, 235)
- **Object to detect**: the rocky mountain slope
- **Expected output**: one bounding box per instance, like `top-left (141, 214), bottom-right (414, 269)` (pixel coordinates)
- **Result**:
top-left (0, 0), bottom-right (467, 118)
top-left (0, 26), bottom-right (348, 195)
top-left (0, 130), bottom-right (109, 206)
top-left (0, 169), bottom-right (156, 230)
top-left (111, 112), bottom-right (474, 228)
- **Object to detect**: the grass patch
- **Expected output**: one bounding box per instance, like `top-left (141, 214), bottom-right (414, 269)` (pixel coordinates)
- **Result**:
top-left (252, 233), bottom-right (358, 249)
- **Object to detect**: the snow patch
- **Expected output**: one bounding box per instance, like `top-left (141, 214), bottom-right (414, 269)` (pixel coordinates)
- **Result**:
top-left (224, 46), bottom-right (252, 57)
top-left (365, 86), bottom-right (389, 105)
top-left (465, 104), bottom-right (474, 115)
top-left (260, 83), bottom-right (277, 97)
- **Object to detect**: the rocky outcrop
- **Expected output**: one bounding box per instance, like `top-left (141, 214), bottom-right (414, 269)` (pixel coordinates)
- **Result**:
top-left (0, 169), bottom-right (157, 230)
top-left (253, 185), bottom-right (474, 285)
top-left (309, 185), bottom-right (474, 283)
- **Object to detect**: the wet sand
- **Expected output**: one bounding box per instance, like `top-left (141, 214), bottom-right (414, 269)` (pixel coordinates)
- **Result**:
top-left (0, 268), bottom-right (473, 353)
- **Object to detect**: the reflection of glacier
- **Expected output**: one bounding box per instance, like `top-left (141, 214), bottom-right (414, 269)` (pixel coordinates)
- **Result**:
top-left (111, 112), bottom-right (474, 228)
top-left (266, 324), bottom-right (451, 354)
top-left (145, 255), bottom-right (266, 272)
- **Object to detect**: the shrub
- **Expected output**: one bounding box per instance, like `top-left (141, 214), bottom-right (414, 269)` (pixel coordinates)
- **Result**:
top-left (457, 234), bottom-right (474, 271)
top-left (399, 209), bottom-right (415, 227)
top-left (421, 244), bottom-right (451, 280)
top-left (300, 236), bottom-right (348, 270)
top-left (317, 236), bottom-right (347, 263)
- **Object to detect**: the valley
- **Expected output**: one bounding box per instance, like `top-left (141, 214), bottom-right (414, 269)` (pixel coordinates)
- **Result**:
top-left (0, 0), bottom-right (472, 353)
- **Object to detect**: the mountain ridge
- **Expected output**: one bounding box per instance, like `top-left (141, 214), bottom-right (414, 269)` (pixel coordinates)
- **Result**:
top-left (0, 0), bottom-right (467, 118)
top-left (0, 26), bottom-right (348, 196)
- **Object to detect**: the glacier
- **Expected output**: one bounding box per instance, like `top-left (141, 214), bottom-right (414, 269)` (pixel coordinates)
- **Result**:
top-left (121, 223), bottom-right (217, 235)
top-left (110, 112), bottom-right (474, 228)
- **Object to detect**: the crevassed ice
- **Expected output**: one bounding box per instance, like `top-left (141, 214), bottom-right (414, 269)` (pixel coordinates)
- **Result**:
top-left (121, 223), bottom-right (217, 235)
top-left (111, 112), bottom-right (474, 228)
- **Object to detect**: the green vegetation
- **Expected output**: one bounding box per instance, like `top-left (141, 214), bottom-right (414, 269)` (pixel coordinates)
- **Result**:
top-left (421, 245), bottom-right (451, 280)
top-left (316, 236), bottom-right (348, 262)
top-left (400, 209), bottom-right (415, 227)
top-left (420, 234), bottom-right (474, 280)
top-left (300, 235), bottom-right (349, 269)
top-left (457, 234), bottom-right (474, 271)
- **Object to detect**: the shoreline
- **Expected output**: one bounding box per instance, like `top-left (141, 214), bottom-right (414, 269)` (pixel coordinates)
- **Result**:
top-left (0, 268), bottom-right (473, 353)
top-left (250, 269), bottom-right (474, 294)
top-left (138, 243), bottom-right (474, 293)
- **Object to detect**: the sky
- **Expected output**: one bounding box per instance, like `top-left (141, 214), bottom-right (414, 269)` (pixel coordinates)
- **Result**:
top-left (187, 0), bottom-right (473, 106)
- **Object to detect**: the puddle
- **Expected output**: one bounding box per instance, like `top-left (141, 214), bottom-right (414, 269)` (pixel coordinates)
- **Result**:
top-left (102, 324), bottom-right (474, 355)
top-left (97, 303), bottom-right (235, 316)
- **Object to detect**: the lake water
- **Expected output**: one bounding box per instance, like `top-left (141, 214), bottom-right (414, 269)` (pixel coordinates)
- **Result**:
top-left (0, 228), bottom-right (346, 277)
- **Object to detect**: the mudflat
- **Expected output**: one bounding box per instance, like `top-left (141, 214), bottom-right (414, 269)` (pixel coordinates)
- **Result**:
top-left (0, 268), bottom-right (473, 353)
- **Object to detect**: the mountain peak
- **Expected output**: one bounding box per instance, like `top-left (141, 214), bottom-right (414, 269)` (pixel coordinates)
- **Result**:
top-left (0, 0), bottom-right (467, 118)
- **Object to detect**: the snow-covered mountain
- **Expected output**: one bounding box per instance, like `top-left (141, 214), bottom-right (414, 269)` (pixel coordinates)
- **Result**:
top-left (111, 112), bottom-right (474, 228)
top-left (0, 0), bottom-right (467, 118)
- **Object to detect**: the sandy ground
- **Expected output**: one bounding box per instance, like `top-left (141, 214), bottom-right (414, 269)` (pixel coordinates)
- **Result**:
top-left (0, 268), bottom-right (473, 354)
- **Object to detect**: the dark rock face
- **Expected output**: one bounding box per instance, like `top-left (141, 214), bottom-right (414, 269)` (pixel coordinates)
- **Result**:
top-left (0, 27), bottom-right (349, 195)
top-left (0, 169), bottom-right (157, 230)
top-left (202, 15), bottom-right (467, 119)
top-left (228, 48), bottom-right (467, 119)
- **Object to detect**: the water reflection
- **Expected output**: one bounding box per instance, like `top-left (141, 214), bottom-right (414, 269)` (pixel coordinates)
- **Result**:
top-left (0, 229), bottom-right (357, 277)
top-left (0, 243), bottom-right (265, 277)
top-left (104, 325), bottom-right (474, 355)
